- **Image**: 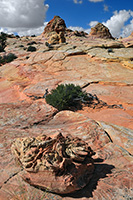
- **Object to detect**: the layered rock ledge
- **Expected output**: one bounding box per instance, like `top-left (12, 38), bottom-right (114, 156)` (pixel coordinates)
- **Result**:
top-left (0, 110), bottom-right (132, 199)
top-left (0, 16), bottom-right (133, 200)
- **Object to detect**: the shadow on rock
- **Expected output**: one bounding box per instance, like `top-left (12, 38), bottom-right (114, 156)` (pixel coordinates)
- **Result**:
top-left (61, 162), bottom-right (115, 198)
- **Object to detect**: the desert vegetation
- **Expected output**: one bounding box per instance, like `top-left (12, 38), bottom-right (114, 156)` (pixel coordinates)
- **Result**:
top-left (0, 32), bottom-right (7, 52)
top-left (46, 83), bottom-right (92, 111)
top-left (27, 45), bottom-right (37, 52)
top-left (0, 53), bottom-right (17, 65)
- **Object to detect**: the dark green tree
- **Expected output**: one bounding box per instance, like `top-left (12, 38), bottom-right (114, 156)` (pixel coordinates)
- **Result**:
top-left (0, 32), bottom-right (7, 52)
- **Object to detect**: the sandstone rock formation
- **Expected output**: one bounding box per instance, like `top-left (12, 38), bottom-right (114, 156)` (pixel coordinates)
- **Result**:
top-left (48, 31), bottom-right (66, 44)
top-left (73, 30), bottom-right (87, 37)
top-left (11, 132), bottom-right (94, 194)
top-left (43, 16), bottom-right (66, 34)
top-left (43, 16), bottom-right (87, 39)
top-left (0, 16), bottom-right (133, 200)
top-left (0, 110), bottom-right (132, 199)
top-left (120, 31), bottom-right (133, 48)
top-left (89, 22), bottom-right (114, 39)
top-left (59, 31), bottom-right (66, 43)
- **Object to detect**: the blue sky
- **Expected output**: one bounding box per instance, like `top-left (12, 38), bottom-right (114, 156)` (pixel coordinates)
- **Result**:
top-left (0, 0), bottom-right (133, 37)
top-left (45, 0), bottom-right (133, 37)
top-left (45, 0), bottom-right (132, 28)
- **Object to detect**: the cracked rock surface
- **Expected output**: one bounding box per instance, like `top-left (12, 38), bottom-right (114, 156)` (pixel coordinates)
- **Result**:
top-left (0, 110), bottom-right (132, 199)
top-left (0, 26), bottom-right (133, 199)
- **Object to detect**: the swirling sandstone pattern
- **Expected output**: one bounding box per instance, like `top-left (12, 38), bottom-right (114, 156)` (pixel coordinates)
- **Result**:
top-left (11, 133), bottom-right (95, 194)
top-left (0, 16), bottom-right (133, 200)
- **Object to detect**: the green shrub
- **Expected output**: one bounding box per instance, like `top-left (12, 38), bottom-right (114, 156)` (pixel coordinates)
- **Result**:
top-left (19, 44), bottom-right (24, 47)
top-left (0, 32), bottom-right (7, 52)
top-left (46, 84), bottom-right (90, 111)
top-left (16, 35), bottom-right (20, 38)
top-left (0, 56), bottom-right (3, 64)
top-left (0, 45), bottom-right (4, 52)
top-left (0, 53), bottom-right (17, 65)
top-left (27, 41), bottom-right (37, 45)
top-left (27, 45), bottom-right (36, 52)
top-left (5, 53), bottom-right (17, 62)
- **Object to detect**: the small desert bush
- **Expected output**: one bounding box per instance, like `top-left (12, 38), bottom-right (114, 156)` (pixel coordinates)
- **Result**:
top-left (19, 44), bottom-right (24, 48)
top-left (0, 53), bottom-right (17, 65)
top-left (27, 45), bottom-right (36, 52)
top-left (16, 35), bottom-right (20, 38)
top-left (0, 32), bottom-right (7, 52)
top-left (0, 45), bottom-right (4, 52)
top-left (46, 83), bottom-right (90, 111)
top-left (27, 41), bottom-right (37, 45)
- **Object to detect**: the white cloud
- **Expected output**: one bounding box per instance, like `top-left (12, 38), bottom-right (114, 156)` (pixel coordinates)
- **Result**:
top-left (69, 10), bottom-right (133, 38)
top-left (68, 26), bottom-right (85, 32)
top-left (103, 10), bottom-right (133, 38)
top-left (73, 0), bottom-right (83, 4)
top-left (89, 0), bottom-right (104, 2)
top-left (0, 0), bottom-right (49, 36)
top-left (68, 26), bottom-right (91, 34)
top-left (89, 21), bottom-right (98, 27)
top-left (0, 22), bottom-right (48, 37)
top-left (121, 19), bottom-right (133, 37)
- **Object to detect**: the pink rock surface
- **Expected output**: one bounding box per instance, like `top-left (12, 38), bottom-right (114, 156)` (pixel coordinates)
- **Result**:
top-left (0, 26), bottom-right (133, 199)
top-left (11, 133), bottom-right (94, 194)
top-left (0, 111), bottom-right (132, 199)
top-left (79, 83), bottom-right (133, 129)
top-left (0, 100), bottom-right (57, 128)
top-left (0, 37), bottom-right (132, 131)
